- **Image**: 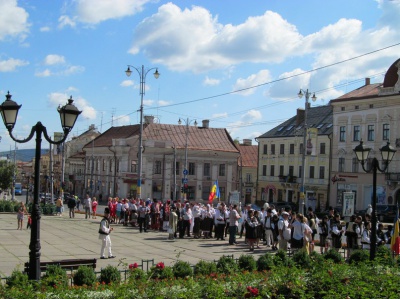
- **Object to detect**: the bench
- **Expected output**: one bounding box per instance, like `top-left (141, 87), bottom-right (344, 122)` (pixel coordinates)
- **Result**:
top-left (24, 258), bottom-right (97, 274)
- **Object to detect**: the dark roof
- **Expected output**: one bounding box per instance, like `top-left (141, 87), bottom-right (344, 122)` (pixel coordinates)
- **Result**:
top-left (237, 144), bottom-right (258, 168)
top-left (83, 125), bottom-right (141, 149)
top-left (383, 58), bottom-right (400, 88)
top-left (331, 83), bottom-right (382, 102)
top-left (143, 123), bottom-right (239, 153)
top-left (258, 105), bottom-right (333, 138)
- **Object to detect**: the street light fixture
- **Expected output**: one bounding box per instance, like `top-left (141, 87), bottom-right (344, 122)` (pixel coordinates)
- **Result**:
top-left (0, 91), bottom-right (81, 280)
top-left (353, 140), bottom-right (396, 260)
top-left (297, 89), bottom-right (316, 214)
top-left (125, 65), bottom-right (159, 199)
top-left (178, 118), bottom-right (197, 200)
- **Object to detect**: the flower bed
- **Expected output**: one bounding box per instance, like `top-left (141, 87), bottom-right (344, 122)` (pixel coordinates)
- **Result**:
top-left (1, 248), bottom-right (400, 298)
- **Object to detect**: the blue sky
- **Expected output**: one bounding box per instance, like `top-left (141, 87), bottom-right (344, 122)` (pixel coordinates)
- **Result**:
top-left (1, 0), bottom-right (400, 151)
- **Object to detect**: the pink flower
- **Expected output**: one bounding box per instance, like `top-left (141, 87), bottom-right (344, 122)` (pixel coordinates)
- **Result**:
top-left (129, 263), bottom-right (138, 269)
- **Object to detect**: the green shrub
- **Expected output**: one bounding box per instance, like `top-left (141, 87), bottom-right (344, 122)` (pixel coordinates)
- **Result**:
top-left (73, 266), bottom-right (97, 286)
top-left (99, 265), bottom-right (121, 285)
top-left (273, 249), bottom-right (289, 266)
top-left (375, 246), bottom-right (395, 266)
top-left (323, 249), bottom-right (344, 263)
top-left (128, 267), bottom-right (147, 281)
top-left (257, 254), bottom-right (274, 271)
top-left (6, 270), bottom-right (29, 288)
top-left (348, 249), bottom-right (369, 265)
top-left (172, 260), bottom-right (193, 278)
top-left (148, 262), bottom-right (173, 280)
top-left (41, 265), bottom-right (68, 288)
top-left (292, 249), bottom-right (312, 268)
top-left (216, 256), bottom-right (238, 275)
top-left (194, 260), bottom-right (217, 276)
top-left (238, 254), bottom-right (256, 271)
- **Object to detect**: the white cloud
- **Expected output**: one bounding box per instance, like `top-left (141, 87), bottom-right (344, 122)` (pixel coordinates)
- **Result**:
top-left (242, 110), bottom-right (262, 122)
top-left (211, 112), bottom-right (228, 119)
top-left (233, 69), bottom-right (272, 96)
top-left (35, 69), bottom-right (52, 77)
top-left (0, 0), bottom-right (30, 41)
top-left (114, 114), bottom-right (130, 126)
top-left (58, 15), bottom-right (76, 29)
top-left (48, 92), bottom-right (96, 120)
top-left (143, 99), bottom-right (154, 106)
top-left (63, 65), bottom-right (85, 75)
top-left (120, 80), bottom-right (134, 87)
top-left (226, 110), bottom-right (262, 137)
top-left (0, 58), bottom-right (29, 72)
top-left (157, 100), bottom-right (170, 106)
top-left (40, 26), bottom-right (51, 32)
top-left (269, 68), bottom-right (311, 100)
top-left (44, 54), bottom-right (66, 65)
top-left (203, 76), bottom-right (220, 86)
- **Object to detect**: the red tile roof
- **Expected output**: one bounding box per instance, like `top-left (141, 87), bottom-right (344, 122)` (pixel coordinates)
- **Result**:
top-left (237, 144), bottom-right (258, 168)
top-left (83, 125), bottom-right (141, 149)
top-left (331, 83), bottom-right (382, 103)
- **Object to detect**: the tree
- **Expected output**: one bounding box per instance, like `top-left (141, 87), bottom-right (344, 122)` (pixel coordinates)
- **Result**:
top-left (0, 161), bottom-right (15, 191)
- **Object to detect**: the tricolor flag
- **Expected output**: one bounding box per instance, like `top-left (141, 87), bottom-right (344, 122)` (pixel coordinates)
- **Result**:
top-left (391, 204), bottom-right (400, 255)
top-left (208, 180), bottom-right (220, 203)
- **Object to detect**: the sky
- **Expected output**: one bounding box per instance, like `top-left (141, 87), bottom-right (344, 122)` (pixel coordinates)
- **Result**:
top-left (1, 0), bottom-right (400, 152)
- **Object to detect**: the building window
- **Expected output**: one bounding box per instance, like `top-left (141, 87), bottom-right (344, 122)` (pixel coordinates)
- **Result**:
top-left (320, 143), bottom-right (326, 154)
top-left (367, 125), bottom-right (375, 141)
top-left (116, 160), bottom-right (119, 173)
top-left (176, 162), bottom-right (180, 175)
top-left (271, 144), bottom-right (275, 155)
top-left (289, 144), bottom-right (294, 154)
top-left (298, 166), bottom-right (302, 178)
top-left (319, 166), bottom-right (325, 179)
top-left (203, 163), bottom-right (210, 176)
top-left (352, 158), bottom-right (359, 173)
top-left (369, 104), bottom-right (374, 108)
top-left (189, 162), bottom-right (195, 175)
top-left (355, 105), bottom-right (359, 110)
top-left (219, 164), bottom-right (226, 176)
top-left (383, 123), bottom-right (390, 140)
top-left (202, 186), bottom-right (210, 201)
top-left (109, 160), bottom-right (113, 172)
top-left (219, 187), bottom-right (226, 201)
top-left (341, 107), bottom-right (345, 111)
top-left (299, 143), bottom-right (304, 154)
top-left (309, 166), bottom-right (315, 179)
top-left (280, 144), bottom-right (285, 154)
top-left (270, 165), bottom-right (274, 176)
top-left (246, 173), bottom-right (252, 183)
top-left (339, 157), bottom-right (345, 172)
top-left (154, 160), bottom-right (161, 174)
top-left (263, 144), bottom-right (268, 154)
top-left (279, 165), bottom-right (284, 176)
top-left (96, 160), bottom-right (99, 171)
top-left (340, 126), bottom-right (346, 142)
top-left (103, 159), bottom-right (106, 171)
top-left (131, 161), bottom-right (137, 173)
top-left (288, 165), bottom-right (294, 176)
top-left (262, 165), bottom-right (267, 176)
top-left (353, 125), bottom-right (360, 141)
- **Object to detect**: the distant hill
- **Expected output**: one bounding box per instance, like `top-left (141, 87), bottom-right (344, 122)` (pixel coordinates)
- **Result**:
top-left (0, 149), bottom-right (49, 162)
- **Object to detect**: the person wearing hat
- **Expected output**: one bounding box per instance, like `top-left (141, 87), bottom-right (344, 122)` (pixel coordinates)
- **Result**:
top-left (98, 207), bottom-right (115, 259)
top-left (278, 211), bottom-right (291, 251)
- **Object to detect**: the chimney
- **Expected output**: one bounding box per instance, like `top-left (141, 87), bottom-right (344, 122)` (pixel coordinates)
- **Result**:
top-left (365, 78), bottom-right (370, 85)
top-left (202, 119), bottom-right (209, 128)
top-left (243, 139), bottom-right (252, 146)
top-left (296, 108), bottom-right (305, 125)
top-left (144, 115), bottom-right (154, 124)
top-left (89, 124), bottom-right (95, 130)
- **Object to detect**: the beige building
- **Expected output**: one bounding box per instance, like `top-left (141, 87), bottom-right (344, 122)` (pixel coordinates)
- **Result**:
top-left (257, 105), bottom-right (333, 212)
top-left (330, 59), bottom-right (400, 211)
top-left (82, 118), bottom-right (240, 202)
top-left (237, 139), bottom-right (258, 205)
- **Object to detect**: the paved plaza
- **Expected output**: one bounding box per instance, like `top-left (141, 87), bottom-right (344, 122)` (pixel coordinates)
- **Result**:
top-left (0, 211), bottom-right (267, 278)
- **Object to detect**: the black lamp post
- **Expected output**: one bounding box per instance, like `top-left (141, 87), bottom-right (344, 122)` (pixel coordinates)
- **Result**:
top-left (353, 140), bottom-right (396, 260)
top-left (0, 91), bottom-right (81, 280)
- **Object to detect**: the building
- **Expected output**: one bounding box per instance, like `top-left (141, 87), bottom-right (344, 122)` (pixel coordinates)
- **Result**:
top-left (257, 105), bottom-right (333, 212)
top-left (82, 117), bottom-right (240, 202)
top-left (237, 139), bottom-right (258, 205)
top-left (330, 59), bottom-right (400, 211)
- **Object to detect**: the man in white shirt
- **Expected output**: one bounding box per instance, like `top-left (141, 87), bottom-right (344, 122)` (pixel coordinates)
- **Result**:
top-left (228, 204), bottom-right (240, 245)
top-left (278, 212), bottom-right (291, 251)
top-left (99, 207), bottom-right (115, 259)
top-left (84, 194), bottom-right (92, 219)
top-left (239, 205), bottom-right (250, 238)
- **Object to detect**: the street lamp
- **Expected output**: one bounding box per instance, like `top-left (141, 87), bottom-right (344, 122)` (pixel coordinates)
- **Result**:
top-left (0, 92), bottom-right (81, 280)
top-left (353, 140), bottom-right (396, 260)
top-left (125, 65), bottom-right (159, 199)
top-left (178, 118), bottom-right (197, 200)
top-left (297, 89), bottom-right (316, 214)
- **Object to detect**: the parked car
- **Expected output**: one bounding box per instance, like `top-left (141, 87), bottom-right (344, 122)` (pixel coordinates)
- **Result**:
top-left (357, 205), bottom-right (399, 222)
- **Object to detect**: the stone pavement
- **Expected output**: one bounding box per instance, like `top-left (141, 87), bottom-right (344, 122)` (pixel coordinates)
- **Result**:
top-left (0, 212), bottom-right (267, 278)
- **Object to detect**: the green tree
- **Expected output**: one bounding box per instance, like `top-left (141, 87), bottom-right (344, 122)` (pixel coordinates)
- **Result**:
top-left (0, 161), bottom-right (15, 191)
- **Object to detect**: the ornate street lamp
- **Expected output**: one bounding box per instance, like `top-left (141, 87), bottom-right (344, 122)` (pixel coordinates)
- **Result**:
top-left (0, 92), bottom-right (81, 280)
top-left (125, 65), bottom-right (159, 199)
top-left (353, 140), bottom-right (396, 260)
top-left (297, 89), bottom-right (316, 214)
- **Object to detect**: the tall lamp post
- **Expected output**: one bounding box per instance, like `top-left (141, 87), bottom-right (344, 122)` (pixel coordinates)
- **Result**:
top-left (125, 65), bottom-right (160, 199)
top-left (178, 118), bottom-right (197, 200)
top-left (0, 92), bottom-right (81, 280)
top-left (297, 89), bottom-right (316, 214)
top-left (353, 140), bottom-right (396, 260)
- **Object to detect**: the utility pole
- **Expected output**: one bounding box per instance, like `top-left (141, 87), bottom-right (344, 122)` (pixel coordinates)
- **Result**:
top-left (11, 142), bottom-right (16, 201)
top-left (90, 139), bottom-right (94, 197)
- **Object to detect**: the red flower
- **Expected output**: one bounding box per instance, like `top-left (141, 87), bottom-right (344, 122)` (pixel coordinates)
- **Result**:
top-left (246, 286), bottom-right (259, 297)
top-left (156, 262), bottom-right (165, 269)
top-left (129, 263), bottom-right (138, 269)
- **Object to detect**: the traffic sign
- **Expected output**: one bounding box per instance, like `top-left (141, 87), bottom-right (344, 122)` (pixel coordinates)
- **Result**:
top-left (182, 178), bottom-right (188, 184)
top-left (183, 169), bottom-right (188, 175)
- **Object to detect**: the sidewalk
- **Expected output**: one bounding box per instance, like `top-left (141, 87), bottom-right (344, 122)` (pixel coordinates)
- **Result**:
top-left (0, 212), bottom-right (265, 278)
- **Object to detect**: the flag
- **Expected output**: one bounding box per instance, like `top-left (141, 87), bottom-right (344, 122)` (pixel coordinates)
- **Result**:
top-left (391, 203), bottom-right (400, 255)
top-left (208, 180), bottom-right (220, 203)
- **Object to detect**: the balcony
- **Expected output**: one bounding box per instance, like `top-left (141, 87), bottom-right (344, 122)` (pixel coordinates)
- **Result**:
top-left (386, 173), bottom-right (400, 182)
top-left (278, 175), bottom-right (298, 183)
